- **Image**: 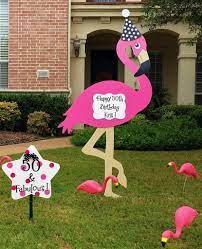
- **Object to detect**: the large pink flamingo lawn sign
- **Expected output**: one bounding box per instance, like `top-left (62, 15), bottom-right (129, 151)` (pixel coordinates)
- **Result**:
top-left (59, 9), bottom-right (152, 197)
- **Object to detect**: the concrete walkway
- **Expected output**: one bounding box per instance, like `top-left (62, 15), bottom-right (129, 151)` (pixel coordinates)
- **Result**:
top-left (0, 137), bottom-right (73, 156)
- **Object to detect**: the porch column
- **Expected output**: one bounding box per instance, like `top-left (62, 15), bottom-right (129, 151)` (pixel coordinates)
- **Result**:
top-left (70, 37), bottom-right (86, 101)
top-left (177, 35), bottom-right (197, 104)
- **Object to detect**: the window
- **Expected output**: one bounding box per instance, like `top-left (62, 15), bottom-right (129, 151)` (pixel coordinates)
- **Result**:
top-left (195, 53), bottom-right (202, 105)
top-left (0, 0), bottom-right (8, 88)
top-left (148, 52), bottom-right (163, 90)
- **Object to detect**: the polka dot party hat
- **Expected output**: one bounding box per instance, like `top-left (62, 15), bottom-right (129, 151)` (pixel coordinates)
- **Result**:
top-left (121, 9), bottom-right (141, 41)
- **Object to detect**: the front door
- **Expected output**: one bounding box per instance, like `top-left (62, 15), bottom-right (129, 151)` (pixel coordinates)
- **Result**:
top-left (90, 50), bottom-right (118, 85)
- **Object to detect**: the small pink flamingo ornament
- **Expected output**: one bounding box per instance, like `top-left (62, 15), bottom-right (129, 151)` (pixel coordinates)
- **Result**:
top-left (161, 206), bottom-right (199, 247)
top-left (167, 162), bottom-right (199, 192)
top-left (59, 9), bottom-right (152, 197)
top-left (0, 155), bottom-right (12, 165)
top-left (77, 176), bottom-right (119, 195)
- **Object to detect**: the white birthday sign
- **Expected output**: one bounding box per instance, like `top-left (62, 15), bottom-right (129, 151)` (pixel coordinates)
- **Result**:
top-left (93, 93), bottom-right (126, 120)
top-left (2, 145), bottom-right (60, 200)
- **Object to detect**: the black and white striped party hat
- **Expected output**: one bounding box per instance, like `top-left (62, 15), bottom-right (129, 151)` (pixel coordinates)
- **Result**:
top-left (121, 9), bottom-right (141, 42)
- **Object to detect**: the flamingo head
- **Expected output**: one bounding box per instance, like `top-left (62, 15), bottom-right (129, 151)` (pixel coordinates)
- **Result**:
top-left (161, 230), bottom-right (171, 247)
top-left (117, 9), bottom-right (150, 77)
top-left (166, 162), bottom-right (175, 168)
top-left (110, 175), bottom-right (119, 188)
top-left (131, 36), bottom-right (150, 77)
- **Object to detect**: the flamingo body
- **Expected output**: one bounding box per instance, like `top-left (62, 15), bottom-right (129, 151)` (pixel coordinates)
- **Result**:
top-left (178, 163), bottom-right (198, 178)
top-left (77, 175), bottom-right (119, 195)
top-left (161, 206), bottom-right (199, 246)
top-left (77, 180), bottom-right (103, 194)
top-left (168, 162), bottom-right (199, 178)
top-left (59, 79), bottom-right (152, 134)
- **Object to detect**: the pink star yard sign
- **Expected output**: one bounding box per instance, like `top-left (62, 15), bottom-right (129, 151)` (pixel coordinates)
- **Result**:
top-left (2, 145), bottom-right (60, 200)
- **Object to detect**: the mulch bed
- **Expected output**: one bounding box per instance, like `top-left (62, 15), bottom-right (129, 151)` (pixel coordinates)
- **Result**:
top-left (0, 131), bottom-right (44, 146)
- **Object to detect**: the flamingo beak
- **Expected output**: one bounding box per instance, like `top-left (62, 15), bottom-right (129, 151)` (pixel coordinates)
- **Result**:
top-left (161, 242), bottom-right (166, 247)
top-left (167, 162), bottom-right (172, 168)
top-left (115, 182), bottom-right (119, 188)
top-left (161, 237), bottom-right (168, 247)
top-left (134, 49), bottom-right (151, 77)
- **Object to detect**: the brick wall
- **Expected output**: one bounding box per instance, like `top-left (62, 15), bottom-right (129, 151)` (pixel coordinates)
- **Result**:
top-left (9, 0), bottom-right (68, 91)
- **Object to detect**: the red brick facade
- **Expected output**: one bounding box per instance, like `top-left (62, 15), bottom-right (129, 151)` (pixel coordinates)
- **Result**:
top-left (9, 0), bottom-right (68, 91)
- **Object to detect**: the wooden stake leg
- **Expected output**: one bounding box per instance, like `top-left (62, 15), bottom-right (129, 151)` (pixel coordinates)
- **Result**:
top-left (82, 128), bottom-right (107, 160)
top-left (82, 128), bottom-right (127, 198)
top-left (29, 194), bottom-right (33, 221)
top-left (104, 128), bottom-right (115, 197)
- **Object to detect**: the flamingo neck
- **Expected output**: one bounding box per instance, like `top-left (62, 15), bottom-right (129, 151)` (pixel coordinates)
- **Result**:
top-left (116, 41), bottom-right (138, 74)
top-left (0, 156), bottom-right (10, 165)
top-left (116, 40), bottom-right (152, 110)
top-left (172, 163), bottom-right (180, 174)
top-left (101, 176), bottom-right (114, 192)
top-left (169, 226), bottom-right (183, 239)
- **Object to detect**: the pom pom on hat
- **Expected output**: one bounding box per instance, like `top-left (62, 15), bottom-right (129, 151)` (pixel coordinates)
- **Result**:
top-left (122, 9), bottom-right (130, 18)
top-left (121, 9), bottom-right (141, 42)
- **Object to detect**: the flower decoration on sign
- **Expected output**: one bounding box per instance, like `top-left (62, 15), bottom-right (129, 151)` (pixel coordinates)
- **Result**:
top-left (23, 152), bottom-right (39, 162)
top-left (2, 145), bottom-right (60, 200)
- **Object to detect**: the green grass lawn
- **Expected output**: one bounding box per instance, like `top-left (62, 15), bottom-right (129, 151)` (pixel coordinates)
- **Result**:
top-left (0, 147), bottom-right (201, 249)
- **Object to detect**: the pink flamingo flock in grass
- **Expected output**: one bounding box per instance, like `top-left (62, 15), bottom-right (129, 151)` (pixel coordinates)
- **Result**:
top-left (59, 9), bottom-right (152, 197)
top-left (167, 162), bottom-right (199, 191)
top-left (77, 176), bottom-right (119, 195)
top-left (0, 156), bottom-right (12, 165)
top-left (161, 206), bottom-right (199, 247)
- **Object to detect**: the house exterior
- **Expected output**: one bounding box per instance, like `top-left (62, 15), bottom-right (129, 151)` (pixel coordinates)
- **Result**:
top-left (0, 0), bottom-right (69, 93)
top-left (0, 0), bottom-right (202, 104)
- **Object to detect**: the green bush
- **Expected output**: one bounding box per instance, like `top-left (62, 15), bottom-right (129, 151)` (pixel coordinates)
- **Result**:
top-left (149, 104), bottom-right (202, 121)
top-left (130, 114), bottom-right (147, 124)
top-left (27, 111), bottom-right (50, 136)
top-left (0, 93), bottom-right (69, 133)
top-left (72, 116), bottom-right (202, 151)
top-left (161, 111), bottom-right (176, 120)
top-left (191, 108), bottom-right (202, 127)
top-left (0, 102), bottom-right (21, 130)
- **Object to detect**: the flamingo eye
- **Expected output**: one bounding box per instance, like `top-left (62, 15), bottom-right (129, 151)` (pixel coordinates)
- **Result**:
top-left (134, 43), bottom-right (141, 49)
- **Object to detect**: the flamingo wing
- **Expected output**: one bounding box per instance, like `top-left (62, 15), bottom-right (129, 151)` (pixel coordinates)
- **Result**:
top-left (59, 80), bottom-right (151, 134)
top-left (77, 180), bottom-right (102, 194)
top-left (180, 163), bottom-right (198, 177)
top-left (175, 206), bottom-right (199, 228)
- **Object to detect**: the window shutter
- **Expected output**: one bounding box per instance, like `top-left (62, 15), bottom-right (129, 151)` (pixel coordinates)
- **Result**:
top-left (0, 0), bottom-right (8, 88)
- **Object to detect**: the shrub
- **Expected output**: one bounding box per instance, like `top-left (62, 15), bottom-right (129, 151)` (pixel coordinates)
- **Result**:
top-left (0, 102), bottom-right (21, 130)
top-left (72, 116), bottom-right (202, 151)
top-left (27, 111), bottom-right (50, 136)
top-left (49, 113), bottom-right (65, 137)
top-left (161, 111), bottom-right (176, 120)
top-left (0, 93), bottom-right (69, 133)
top-left (191, 108), bottom-right (202, 127)
top-left (130, 114), bottom-right (147, 124)
top-left (150, 87), bottom-right (170, 107)
top-left (149, 104), bottom-right (202, 121)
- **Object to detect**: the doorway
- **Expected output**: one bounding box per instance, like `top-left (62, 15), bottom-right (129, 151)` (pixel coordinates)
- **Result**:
top-left (85, 30), bottom-right (124, 88)
top-left (91, 50), bottom-right (118, 84)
